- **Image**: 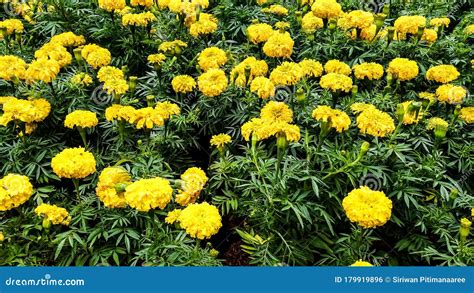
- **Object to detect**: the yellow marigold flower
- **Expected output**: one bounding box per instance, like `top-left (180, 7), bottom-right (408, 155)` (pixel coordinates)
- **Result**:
top-left (173, 202), bottom-right (222, 239)
top-left (0, 231), bottom-right (3, 242)
top-left (320, 73), bottom-right (353, 93)
top-left (1, 98), bottom-right (51, 124)
top-left (269, 62), bottom-right (303, 86)
top-left (324, 60), bottom-right (351, 76)
top-left (130, 0), bottom-right (153, 7)
top-left (155, 101), bottom-right (180, 120)
top-left (262, 4), bottom-right (288, 16)
top-left (81, 44), bottom-right (112, 69)
top-left (464, 24), bottom-right (474, 35)
top-left (247, 23), bottom-right (274, 44)
top-left (122, 11), bottom-right (157, 27)
top-left (35, 203), bottom-right (71, 226)
top-left (198, 47), bottom-right (228, 72)
top-left (263, 31), bottom-right (294, 59)
top-left (105, 105), bottom-right (136, 122)
top-left (189, 13), bottom-right (218, 37)
top-left (128, 107), bottom-right (164, 129)
top-left (98, 0), bottom-right (126, 12)
top-left (103, 78), bottom-right (129, 96)
top-left (158, 40), bottom-right (187, 54)
top-left (350, 260), bottom-right (373, 267)
top-left (394, 15), bottom-right (426, 38)
top-left (250, 76), bottom-right (275, 99)
top-left (176, 167), bottom-right (209, 206)
top-left (274, 21), bottom-right (290, 30)
top-left (0, 19), bottom-right (24, 35)
top-left (277, 122), bottom-right (301, 142)
top-left (436, 84), bottom-right (466, 104)
top-left (50, 32), bottom-right (86, 47)
top-left (198, 69), bottom-right (228, 97)
top-left (147, 53), bottom-right (166, 66)
top-left (459, 107), bottom-right (474, 124)
top-left (25, 59), bottom-right (60, 84)
top-left (260, 101), bottom-right (293, 123)
top-left (97, 66), bottom-right (124, 82)
top-left (210, 133), bottom-right (232, 148)
top-left (0, 55), bottom-right (27, 81)
top-left (312, 105), bottom-right (351, 132)
top-left (353, 62), bottom-right (384, 80)
top-left (241, 118), bottom-right (271, 141)
top-left (430, 17), bottom-right (450, 28)
top-left (421, 28), bottom-right (438, 43)
top-left (96, 167), bottom-right (131, 209)
top-left (302, 12), bottom-right (324, 34)
top-left (35, 43), bottom-right (72, 68)
top-left (399, 101), bottom-right (423, 125)
top-left (51, 148), bottom-right (96, 179)
top-left (165, 209), bottom-right (182, 224)
top-left (427, 117), bottom-right (448, 130)
top-left (299, 59), bottom-right (324, 78)
top-left (231, 57), bottom-right (268, 86)
top-left (418, 92), bottom-right (436, 103)
top-left (172, 75), bottom-right (196, 94)
top-left (311, 0), bottom-right (342, 19)
top-left (342, 186), bottom-right (392, 228)
top-left (343, 10), bottom-right (374, 30)
top-left (356, 107), bottom-right (395, 137)
top-left (125, 177), bottom-right (173, 212)
top-left (387, 58), bottom-right (419, 81)
top-left (0, 174), bottom-right (33, 212)
top-left (64, 110), bottom-right (99, 129)
top-left (70, 72), bottom-right (93, 86)
top-left (426, 65), bottom-right (460, 84)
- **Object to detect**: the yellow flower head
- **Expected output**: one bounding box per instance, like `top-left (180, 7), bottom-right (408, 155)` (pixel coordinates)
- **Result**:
top-left (418, 92), bottom-right (437, 103)
top-left (426, 65), bottom-right (460, 84)
top-left (155, 101), bottom-right (180, 120)
top-left (311, 0), bottom-right (342, 19)
top-left (299, 59), bottom-right (324, 78)
top-left (0, 55), bottom-right (27, 81)
top-left (324, 60), bottom-right (351, 76)
top-left (231, 57), bottom-right (268, 86)
top-left (25, 59), bottom-right (60, 84)
top-left (353, 62), bottom-right (384, 80)
top-left (465, 24), bottom-right (474, 35)
top-left (105, 105), bottom-right (136, 122)
top-left (399, 101), bottom-right (423, 125)
top-left (172, 202), bottom-right (222, 239)
top-left (176, 167), bottom-right (209, 206)
top-left (263, 31), bottom-right (294, 59)
top-left (394, 15), bottom-right (426, 38)
top-left (159, 40), bottom-right (187, 55)
top-left (125, 177), bottom-right (173, 212)
top-left (128, 107), bottom-right (164, 129)
top-left (81, 44), bottom-right (112, 69)
top-left (356, 107), bottom-right (395, 137)
top-left (459, 107), bottom-right (474, 124)
top-left (189, 13), bottom-right (218, 38)
top-left (70, 73), bottom-right (93, 86)
top-left (342, 186), bottom-right (392, 228)
top-left (210, 133), bottom-right (232, 149)
top-left (147, 53), bottom-right (166, 66)
top-left (429, 17), bottom-right (450, 28)
top-left (427, 117), bottom-right (448, 130)
top-left (302, 12), bottom-right (324, 34)
top-left (343, 10), bottom-right (374, 30)
top-left (198, 69), bottom-right (228, 97)
top-left (421, 28), bottom-right (438, 43)
top-left (387, 58), bottom-right (419, 81)
top-left (35, 203), bottom-right (71, 226)
top-left (269, 62), bottom-right (303, 86)
top-left (436, 84), bottom-right (467, 104)
top-left (350, 260), bottom-right (373, 267)
top-left (250, 76), bottom-right (275, 99)
top-left (122, 11), bottom-right (157, 27)
top-left (247, 23), bottom-right (274, 44)
top-left (312, 105), bottom-right (351, 132)
top-left (0, 174), bottom-right (34, 212)
top-left (98, 0), bottom-right (126, 12)
top-left (64, 110), bottom-right (98, 129)
top-left (51, 148), bottom-right (96, 179)
top-left (130, 0), bottom-right (154, 7)
top-left (165, 209), bottom-right (182, 224)
top-left (198, 47), bottom-right (228, 72)
top-left (34, 43), bottom-right (72, 68)
top-left (96, 167), bottom-right (131, 208)
top-left (50, 32), bottom-right (86, 47)
top-left (0, 19), bottom-right (24, 35)
top-left (172, 75), bottom-right (196, 94)
top-left (319, 73), bottom-right (353, 93)
top-left (260, 101), bottom-right (293, 123)
top-left (1, 98), bottom-right (51, 125)
top-left (262, 4), bottom-right (288, 16)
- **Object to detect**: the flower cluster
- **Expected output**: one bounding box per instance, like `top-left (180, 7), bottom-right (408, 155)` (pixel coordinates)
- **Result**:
top-left (172, 75), bottom-right (196, 94)
top-left (96, 167), bottom-right (131, 208)
top-left (81, 44), bottom-right (112, 69)
top-left (51, 148), bottom-right (97, 179)
top-left (0, 174), bottom-right (34, 211)
top-left (426, 65), bottom-right (460, 84)
top-left (436, 84), bottom-right (467, 104)
top-left (176, 167), bottom-right (209, 206)
top-left (35, 204), bottom-right (71, 226)
top-left (354, 105), bottom-right (395, 137)
top-left (320, 73), bottom-right (353, 93)
top-left (312, 105), bottom-right (351, 133)
top-left (353, 62), bottom-right (384, 80)
top-left (198, 47), bottom-right (228, 72)
top-left (64, 110), bottom-right (99, 129)
top-left (387, 58), bottom-right (419, 81)
top-left (342, 186), bottom-right (392, 228)
top-left (124, 177), bottom-right (173, 212)
top-left (0, 97), bottom-right (51, 127)
top-left (198, 69), bottom-right (228, 97)
top-left (262, 31), bottom-right (294, 59)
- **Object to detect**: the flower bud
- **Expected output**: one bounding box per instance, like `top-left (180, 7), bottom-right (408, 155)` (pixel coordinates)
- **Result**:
top-left (73, 48), bottom-right (83, 63)
top-left (434, 123), bottom-right (448, 140)
top-left (295, 11), bottom-right (302, 24)
top-left (296, 88), bottom-right (305, 103)
top-left (328, 19), bottom-right (337, 30)
top-left (244, 65), bottom-right (252, 85)
top-left (387, 27), bottom-right (395, 41)
top-left (146, 95), bottom-right (155, 107)
top-left (276, 134), bottom-right (288, 150)
top-left (307, 33), bottom-right (315, 41)
top-left (449, 189), bottom-right (458, 200)
top-left (417, 24), bottom-right (426, 40)
top-left (114, 183), bottom-right (128, 193)
top-left (460, 218), bottom-right (472, 242)
top-left (396, 103), bottom-right (405, 122)
top-left (209, 248), bottom-right (219, 258)
top-left (383, 4), bottom-right (390, 15)
top-left (352, 85), bottom-right (358, 97)
top-left (129, 76), bottom-right (138, 93)
top-left (360, 141), bottom-right (370, 156)
top-left (42, 218), bottom-right (51, 230)
top-left (121, 66), bottom-right (129, 76)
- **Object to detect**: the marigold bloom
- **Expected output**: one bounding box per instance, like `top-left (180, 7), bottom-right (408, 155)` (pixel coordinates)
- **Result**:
top-left (342, 186), bottom-right (392, 228)
top-left (399, 101), bottom-right (423, 125)
top-left (0, 19), bottom-right (24, 35)
top-left (260, 101), bottom-right (293, 123)
top-left (210, 134), bottom-right (232, 149)
top-left (125, 177), bottom-right (173, 212)
top-left (426, 65), bottom-right (460, 84)
top-left (262, 4), bottom-right (288, 16)
top-left (250, 77), bottom-right (275, 99)
top-left (155, 101), bottom-right (180, 120)
top-left (436, 84), bottom-right (466, 104)
top-left (96, 167), bottom-right (131, 208)
top-left (51, 148), bottom-right (96, 179)
top-left (173, 202), bottom-right (222, 239)
top-left (418, 92), bottom-right (436, 103)
top-left (105, 105), bottom-right (136, 122)
top-left (0, 174), bottom-right (34, 211)
top-left (198, 47), bottom-right (228, 71)
top-left (247, 23), bottom-right (274, 44)
top-left (427, 117), bottom-right (448, 130)
top-left (429, 17), bottom-right (450, 28)
top-left (128, 107), bottom-right (164, 129)
top-left (353, 62), bottom-right (384, 80)
top-left (356, 107), bottom-right (395, 137)
top-left (351, 260), bottom-right (373, 267)
top-left (387, 58), bottom-right (419, 81)
top-left (343, 10), bottom-right (374, 30)
top-left (25, 59), bottom-right (60, 84)
top-left (394, 15), bottom-right (426, 38)
top-left (302, 12), bottom-right (324, 34)
top-left (312, 105), bottom-right (351, 132)
top-left (81, 44), bottom-right (112, 69)
top-left (324, 60), bottom-right (351, 76)
top-left (299, 59), bottom-right (324, 78)
top-left (198, 69), bottom-right (228, 97)
top-left (459, 107), bottom-right (474, 124)
top-left (172, 75), bottom-right (196, 94)
top-left (50, 32), bottom-right (86, 47)
top-left (269, 62), bottom-right (303, 86)
top-left (35, 43), bottom-right (72, 68)
top-left (263, 31), bottom-right (294, 59)
top-left (0, 98), bottom-right (51, 125)
top-left (350, 102), bottom-right (377, 114)
top-left (189, 13), bottom-right (218, 37)
top-left (122, 11), bottom-right (157, 27)
top-left (35, 204), bottom-right (71, 226)
top-left (64, 110), bottom-right (98, 129)
top-left (421, 28), bottom-right (438, 43)
top-left (176, 167), bottom-right (209, 206)
top-left (0, 55), bottom-right (27, 81)
top-left (319, 73), bottom-right (353, 93)
top-left (231, 57), bottom-right (268, 86)
top-left (311, 0), bottom-right (342, 19)
top-left (148, 53), bottom-right (166, 66)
